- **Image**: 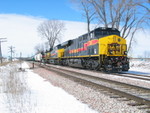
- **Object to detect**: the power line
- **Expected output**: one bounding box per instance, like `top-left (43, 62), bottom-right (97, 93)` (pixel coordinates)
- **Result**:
top-left (0, 38), bottom-right (7, 63)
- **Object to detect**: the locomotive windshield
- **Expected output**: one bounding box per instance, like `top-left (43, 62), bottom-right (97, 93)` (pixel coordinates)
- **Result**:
top-left (94, 28), bottom-right (120, 38)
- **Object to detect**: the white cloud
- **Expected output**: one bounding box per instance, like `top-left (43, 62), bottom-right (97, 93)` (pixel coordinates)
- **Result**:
top-left (0, 14), bottom-right (89, 57)
top-left (0, 14), bottom-right (149, 58)
top-left (63, 21), bottom-right (96, 42)
top-left (127, 29), bottom-right (150, 57)
top-left (0, 14), bottom-right (46, 57)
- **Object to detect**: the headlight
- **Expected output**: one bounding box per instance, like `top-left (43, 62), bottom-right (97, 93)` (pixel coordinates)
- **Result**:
top-left (124, 51), bottom-right (127, 55)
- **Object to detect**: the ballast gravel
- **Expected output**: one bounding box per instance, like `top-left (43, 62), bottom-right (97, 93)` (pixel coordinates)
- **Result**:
top-left (29, 63), bottom-right (149, 113)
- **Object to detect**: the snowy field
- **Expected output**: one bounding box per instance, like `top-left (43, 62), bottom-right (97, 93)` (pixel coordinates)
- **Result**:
top-left (0, 60), bottom-right (150, 113)
top-left (129, 59), bottom-right (150, 75)
top-left (0, 62), bottom-right (98, 113)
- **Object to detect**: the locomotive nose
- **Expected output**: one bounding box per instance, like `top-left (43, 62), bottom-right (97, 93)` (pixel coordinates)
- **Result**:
top-left (113, 35), bottom-right (121, 43)
top-left (107, 35), bottom-right (127, 56)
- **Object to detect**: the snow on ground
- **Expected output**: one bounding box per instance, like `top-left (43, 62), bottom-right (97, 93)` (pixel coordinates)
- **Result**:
top-left (129, 59), bottom-right (150, 75)
top-left (32, 62), bottom-right (150, 112)
top-left (0, 60), bottom-right (150, 113)
top-left (0, 62), bottom-right (98, 113)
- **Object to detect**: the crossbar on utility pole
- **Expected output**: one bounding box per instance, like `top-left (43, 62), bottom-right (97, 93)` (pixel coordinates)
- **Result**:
top-left (0, 38), bottom-right (7, 63)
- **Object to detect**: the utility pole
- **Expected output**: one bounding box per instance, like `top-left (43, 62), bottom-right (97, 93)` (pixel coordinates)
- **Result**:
top-left (0, 38), bottom-right (7, 63)
top-left (19, 52), bottom-right (22, 69)
top-left (8, 46), bottom-right (15, 62)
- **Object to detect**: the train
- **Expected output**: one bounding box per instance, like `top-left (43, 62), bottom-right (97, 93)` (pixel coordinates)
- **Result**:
top-left (34, 27), bottom-right (129, 72)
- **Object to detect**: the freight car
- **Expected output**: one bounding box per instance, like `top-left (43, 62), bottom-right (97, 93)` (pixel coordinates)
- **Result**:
top-left (37, 27), bottom-right (129, 72)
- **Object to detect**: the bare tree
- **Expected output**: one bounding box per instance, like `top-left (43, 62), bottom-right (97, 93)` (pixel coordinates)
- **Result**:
top-left (137, 0), bottom-right (150, 24)
top-left (90, 0), bottom-right (109, 27)
top-left (34, 43), bottom-right (44, 54)
top-left (137, 0), bottom-right (150, 13)
top-left (147, 0), bottom-right (150, 18)
top-left (71, 0), bottom-right (96, 37)
top-left (90, 0), bottom-right (143, 37)
top-left (88, 0), bottom-right (147, 53)
top-left (71, 0), bottom-right (148, 53)
top-left (37, 20), bottom-right (64, 50)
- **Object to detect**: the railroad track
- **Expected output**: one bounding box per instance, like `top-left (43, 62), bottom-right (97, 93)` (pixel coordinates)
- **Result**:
top-left (85, 69), bottom-right (150, 81)
top-left (114, 72), bottom-right (150, 81)
top-left (35, 63), bottom-right (150, 110)
top-left (32, 61), bottom-right (150, 81)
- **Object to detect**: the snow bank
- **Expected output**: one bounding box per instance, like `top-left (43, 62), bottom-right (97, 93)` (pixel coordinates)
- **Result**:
top-left (129, 59), bottom-right (150, 75)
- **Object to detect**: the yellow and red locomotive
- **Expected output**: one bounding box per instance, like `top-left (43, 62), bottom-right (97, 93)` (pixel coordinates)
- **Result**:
top-left (39, 27), bottom-right (129, 72)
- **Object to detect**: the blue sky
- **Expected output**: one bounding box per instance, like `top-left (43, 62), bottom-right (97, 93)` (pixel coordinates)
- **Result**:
top-left (0, 0), bottom-right (88, 57)
top-left (0, 0), bottom-right (82, 21)
top-left (0, 0), bottom-right (149, 57)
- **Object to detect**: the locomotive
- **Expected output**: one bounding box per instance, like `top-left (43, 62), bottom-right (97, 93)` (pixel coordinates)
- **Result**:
top-left (34, 27), bottom-right (129, 72)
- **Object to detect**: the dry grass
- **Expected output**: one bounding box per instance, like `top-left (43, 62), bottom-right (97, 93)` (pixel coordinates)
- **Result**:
top-left (1, 62), bottom-right (27, 93)
top-left (0, 60), bottom-right (21, 67)
top-left (0, 62), bottom-right (31, 113)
